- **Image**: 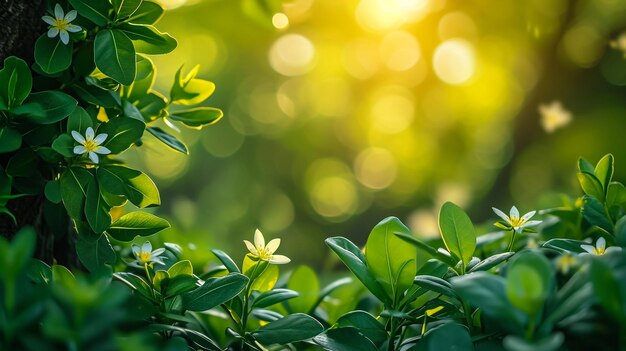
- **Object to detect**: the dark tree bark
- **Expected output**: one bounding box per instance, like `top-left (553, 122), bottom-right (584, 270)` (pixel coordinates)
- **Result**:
top-left (0, 0), bottom-right (80, 267)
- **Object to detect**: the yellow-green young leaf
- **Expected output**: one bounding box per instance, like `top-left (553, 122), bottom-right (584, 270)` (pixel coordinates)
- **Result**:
top-left (505, 251), bottom-right (552, 318)
top-left (119, 24), bottom-right (177, 55)
top-left (170, 65), bottom-right (215, 105)
top-left (168, 260), bottom-right (193, 277)
top-left (0, 56), bottom-right (31, 109)
top-left (125, 0), bottom-right (164, 25)
top-left (594, 154), bottom-right (614, 194)
top-left (578, 157), bottom-right (595, 174)
top-left (577, 172), bottom-right (605, 201)
top-left (106, 211), bottom-right (169, 241)
top-left (365, 217), bottom-right (416, 303)
top-left (34, 35), bottom-right (73, 74)
top-left (243, 256), bottom-right (279, 292)
top-left (95, 29), bottom-right (136, 85)
top-left (152, 270), bottom-right (169, 290)
top-left (287, 265), bottom-right (319, 313)
top-left (169, 107), bottom-right (223, 129)
top-left (438, 202), bottom-right (476, 271)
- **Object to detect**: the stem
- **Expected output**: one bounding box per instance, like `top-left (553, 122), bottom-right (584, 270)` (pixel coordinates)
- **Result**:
top-left (524, 318), bottom-right (535, 340)
top-left (387, 317), bottom-right (398, 351)
top-left (144, 263), bottom-right (157, 302)
top-left (506, 230), bottom-right (517, 252)
top-left (462, 300), bottom-right (473, 333)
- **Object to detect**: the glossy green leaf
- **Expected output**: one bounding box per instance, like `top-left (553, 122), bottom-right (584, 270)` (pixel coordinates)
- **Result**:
top-left (59, 167), bottom-right (93, 219)
top-left (438, 202), bottom-right (476, 271)
top-left (14, 91), bottom-right (77, 124)
top-left (6, 149), bottom-right (37, 177)
top-left (169, 107), bottom-right (223, 129)
top-left (365, 216), bottom-right (416, 303)
top-left (170, 64), bottom-right (215, 105)
top-left (577, 172), bottom-right (605, 201)
top-left (243, 257), bottom-right (279, 292)
top-left (0, 56), bottom-right (31, 109)
top-left (68, 0), bottom-right (112, 26)
top-left (114, 272), bottom-right (154, 300)
top-left (287, 265), bottom-right (318, 313)
top-left (125, 0), bottom-right (164, 24)
top-left (582, 195), bottom-right (613, 232)
top-left (413, 275), bottom-right (458, 299)
top-left (98, 116), bottom-right (145, 153)
top-left (137, 92), bottom-right (167, 119)
top-left (419, 323), bottom-right (474, 351)
top-left (76, 233), bottom-right (116, 271)
top-left (84, 179), bottom-right (111, 234)
top-left (590, 258), bottom-right (625, 322)
top-left (147, 126), bottom-right (188, 154)
top-left (336, 311), bottom-right (386, 347)
top-left (0, 127), bottom-right (21, 153)
top-left (34, 35), bottom-right (72, 74)
top-left (112, 0), bottom-right (143, 19)
top-left (607, 182), bottom-right (626, 208)
top-left (506, 251), bottom-right (553, 318)
top-left (106, 211), bottom-right (169, 241)
top-left (44, 180), bottom-right (62, 204)
top-left (468, 252), bottom-right (515, 272)
top-left (211, 249), bottom-right (240, 273)
top-left (67, 106), bottom-right (94, 134)
top-left (503, 333), bottom-right (564, 351)
top-left (125, 55), bottom-right (155, 102)
top-left (325, 236), bottom-right (391, 305)
top-left (394, 232), bottom-right (457, 267)
top-left (72, 83), bottom-right (121, 108)
top-left (252, 313), bottom-right (324, 345)
top-left (253, 288), bottom-right (299, 308)
top-left (119, 24), bottom-right (177, 55)
top-left (595, 154), bottom-right (614, 194)
top-left (542, 238), bottom-right (586, 254)
top-left (182, 273), bottom-right (248, 311)
top-left (162, 275), bottom-right (199, 298)
top-left (95, 29), bottom-right (136, 85)
top-left (168, 260), bottom-right (193, 277)
top-left (97, 165), bottom-right (160, 207)
top-left (51, 133), bottom-right (75, 158)
top-left (313, 327), bottom-right (378, 351)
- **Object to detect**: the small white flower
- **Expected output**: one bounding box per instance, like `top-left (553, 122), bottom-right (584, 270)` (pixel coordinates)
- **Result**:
top-left (538, 101), bottom-right (572, 133)
top-left (71, 127), bottom-right (111, 164)
top-left (492, 206), bottom-right (542, 233)
top-left (243, 229), bottom-right (290, 264)
top-left (130, 241), bottom-right (166, 267)
top-left (580, 237), bottom-right (622, 256)
top-left (42, 4), bottom-right (82, 45)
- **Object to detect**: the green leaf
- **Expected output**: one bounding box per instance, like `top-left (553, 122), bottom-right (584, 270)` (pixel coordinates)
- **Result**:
top-left (325, 236), bottom-right (392, 305)
top-left (147, 126), bottom-right (188, 154)
top-left (615, 216), bottom-right (626, 246)
top-left (182, 273), bottom-right (248, 312)
top-left (98, 116), bottom-right (145, 153)
top-left (68, 0), bottom-right (112, 26)
top-left (34, 35), bottom-right (72, 74)
top-left (365, 216), bottom-right (416, 303)
top-left (413, 275), bottom-right (458, 300)
top-left (419, 323), bottom-right (474, 351)
top-left (60, 167), bottom-right (93, 219)
top-left (2, 227), bottom-right (36, 278)
top-left (6, 149), bottom-right (37, 177)
top-left (607, 181), bottom-right (626, 208)
top-left (252, 313), bottom-right (324, 345)
top-left (211, 249), bottom-right (240, 273)
top-left (168, 260), bottom-right (193, 277)
top-left (95, 29), bottom-right (136, 85)
top-left (137, 92), bottom-right (167, 119)
top-left (67, 106), bottom-right (94, 134)
top-left (106, 211), bottom-right (169, 241)
top-left (14, 91), bottom-right (77, 124)
top-left (97, 165), bottom-right (160, 207)
top-left (577, 171), bottom-right (605, 201)
top-left (287, 265), bottom-right (319, 313)
top-left (582, 195), bottom-right (613, 232)
top-left (44, 180), bottom-right (62, 204)
top-left (253, 288), bottom-right (299, 309)
top-left (72, 83), bottom-right (121, 108)
top-left (112, 0), bottom-right (143, 19)
top-left (542, 238), bottom-right (586, 254)
top-left (505, 251), bottom-right (553, 318)
top-left (76, 234), bottom-right (116, 271)
top-left (438, 202), bottom-right (476, 271)
top-left (595, 154), bottom-right (614, 195)
top-left (125, 0), bottom-right (164, 24)
top-left (84, 179), bottom-right (111, 234)
top-left (394, 232), bottom-right (457, 267)
top-left (503, 333), bottom-right (564, 351)
top-left (119, 23), bottom-right (177, 55)
top-left (578, 157), bottom-right (595, 174)
top-left (590, 258), bottom-right (625, 322)
top-left (336, 311), bottom-right (387, 347)
top-left (114, 272), bottom-right (154, 300)
top-left (169, 107), bottom-right (223, 129)
top-left (51, 133), bottom-right (76, 158)
top-left (243, 257), bottom-right (279, 292)
top-left (0, 127), bottom-right (21, 154)
top-left (467, 252), bottom-right (515, 272)
top-left (314, 328), bottom-right (378, 351)
top-left (170, 65), bottom-right (215, 105)
top-left (0, 56), bottom-right (31, 109)
top-left (125, 55), bottom-right (155, 102)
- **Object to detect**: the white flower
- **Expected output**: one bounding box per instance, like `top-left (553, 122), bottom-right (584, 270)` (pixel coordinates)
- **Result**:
top-left (42, 4), bottom-right (82, 45)
top-left (492, 206), bottom-right (542, 233)
top-left (243, 229), bottom-right (290, 264)
top-left (538, 101), bottom-right (572, 133)
top-left (130, 241), bottom-right (166, 267)
top-left (71, 127), bottom-right (111, 164)
top-left (580, 237), bottom-right (622, 256)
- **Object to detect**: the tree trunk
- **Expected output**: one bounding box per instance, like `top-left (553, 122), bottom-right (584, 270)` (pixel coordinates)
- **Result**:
top-left (0, 0), bottom-right (80, 267)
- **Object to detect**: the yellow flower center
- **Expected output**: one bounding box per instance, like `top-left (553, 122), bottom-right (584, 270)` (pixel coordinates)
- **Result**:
top-left (83, 138), bottom-right (99, 152)
top-left (257, 247), bottom-right (272, 261)
top-left (53, 19), bottom-right (70, 30)
top-left (593, 247), bottom-right (605, 255)
top-left (138, 251), bottom-right (151, 263)
top-left (509, 216), bottom-right (524, 228)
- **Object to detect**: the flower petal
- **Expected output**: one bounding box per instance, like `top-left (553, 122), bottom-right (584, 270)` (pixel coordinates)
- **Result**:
top-left (152, 257), bottom-right (166, 265)
top-left (521, 220), bottom-right (542, 228)
top-left (95, 146), bottom-right (111, 155)
top-left (131, 244), bottom-right (141, 258)
top-left (606, 246), bottom-right (623, 254)
top-left (54, 4), bottom-right (64, 19)
top-left (521, 210), bottom-right (536, 222)
top-left (492, 207), bottom-right (509, 222)
top-left (151, 248), bottom-right (166, 257)
top-left (596, 237), bottom-right (606, 251)
top-left (64, 9), bottom-right (77, 22)
top-left (66, 24), bottom-right (82, 32)
top-left (509, 206), bottom-right (520, 219)
top-left (42, 15), bottom-right (56, 25)
top-left (244, 240), bottom-right (259, 256)
top-left (269, 254), bottom-right (291, 264)
top-left (580, 244), bottom-right (596, 255)
top-left (71, 130), bottom-right (85, 143)
top-left (85, 127), bottom-right (95, 139)
top-left (94, 133), bottom-right (108, 144)
top-left (88, 151), bottom-right (99, 163)
top-left (254, 229), bottom-right (265, 249)
top-left (59, 30), bottom-right (69, 44)
top-left (142, 241), bottom-right (152, 253)
top-left (73, 145), bottom-right (86, 155)
top-left (48, 27), bottom-right (59, 38)
top-left (266, 238), bottom-right (281, 254)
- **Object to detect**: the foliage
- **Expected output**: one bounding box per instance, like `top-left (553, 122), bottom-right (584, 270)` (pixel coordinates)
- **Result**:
top-left (0, 0), bottom-right (223, 269)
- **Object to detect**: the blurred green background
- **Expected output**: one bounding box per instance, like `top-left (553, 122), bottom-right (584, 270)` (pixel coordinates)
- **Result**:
top-left (123, 0), bottom-right (626, 267)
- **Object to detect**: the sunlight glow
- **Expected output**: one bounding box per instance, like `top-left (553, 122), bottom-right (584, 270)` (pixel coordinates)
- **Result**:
top-left (354, 147), bottom-right (398, 189)
top-left (380, 31), bottom-right (421, 71)
top-left (433, 39), bottom-right (476, 85)
top-left (269, 34), bottom-right (316, 76)
top-left (272, 13), bottom-right (289, 29)
top-left (356, 0), bottom-right (432, 31)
